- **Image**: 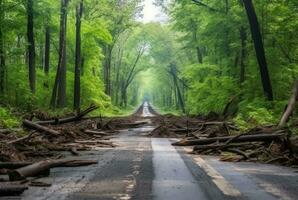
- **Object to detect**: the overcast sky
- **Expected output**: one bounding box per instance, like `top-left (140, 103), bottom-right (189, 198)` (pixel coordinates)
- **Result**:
top-left (140, 0), bottom-right (168, 23)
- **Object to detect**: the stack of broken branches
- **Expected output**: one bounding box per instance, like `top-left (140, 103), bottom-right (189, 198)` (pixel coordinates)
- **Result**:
top-left (0, 105), bottom-right (119, 196)
top-left (172, 125), bottom-right (298, 166)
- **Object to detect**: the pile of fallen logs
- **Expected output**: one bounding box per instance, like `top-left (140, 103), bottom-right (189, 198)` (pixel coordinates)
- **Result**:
top-left (172, 128), bottom-right (298, 165)
top-left (148, 113), bottom-right (298, 166)
top-left (0, 158), bottom-right (97, 196)
top-left (0, 105), bottom-right (124, 196)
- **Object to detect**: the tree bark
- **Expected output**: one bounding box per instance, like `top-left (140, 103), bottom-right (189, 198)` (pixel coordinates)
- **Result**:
top-left (27, 0), bottom-right (36, 93)
top-left (239, 26), bottom-right (247, 83)
top-left (103, 45), bottom-right (112, 96)
top-left (169, 64), bottom-right (185, 113)
top-left (242, 0), bottom-right (273, 100)
top-left (74, 0), bottom-right (83, 112)
top-left (0, 0), bottom-right (5, 94)
top-left (44, 25), bottom-right (51, 74)
top-left (278, 80), bottom-right (298, 127)
top-left (173, 133), bottom-right (285, 146)
top-left (50, 0), bottom-right (69, 108)
top-left (8, 158), bottom-right (97, 181)
top-left (23, 120), bottom-right (60, 136)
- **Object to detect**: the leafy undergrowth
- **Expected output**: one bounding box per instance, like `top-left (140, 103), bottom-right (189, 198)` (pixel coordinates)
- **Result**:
top-left (0, 106), bottom-right (21, 128)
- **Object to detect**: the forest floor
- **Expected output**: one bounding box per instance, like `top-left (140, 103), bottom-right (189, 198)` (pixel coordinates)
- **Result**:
top-left (0, 102), bottom-right (298, 199)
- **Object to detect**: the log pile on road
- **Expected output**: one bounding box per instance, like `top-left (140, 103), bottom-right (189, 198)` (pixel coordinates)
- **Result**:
top-left (0, 105), bottom-right (144, 196)
top-left (149, 114), bottom-right (298, 166)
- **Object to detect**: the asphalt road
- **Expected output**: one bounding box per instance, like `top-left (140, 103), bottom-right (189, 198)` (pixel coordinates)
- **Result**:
top-left (8, 102), bottom-right (298, 200)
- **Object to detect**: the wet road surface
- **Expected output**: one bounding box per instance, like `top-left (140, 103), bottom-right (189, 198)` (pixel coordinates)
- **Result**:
top-left (7, 102), bottom-right (298, 200)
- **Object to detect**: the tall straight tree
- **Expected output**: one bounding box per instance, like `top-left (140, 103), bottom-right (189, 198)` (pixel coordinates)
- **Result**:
top-left (0, 0), bottom-right (5, 93)
top-left (27, 0), bottom-right (36, 93)
top-left (242, 0), bottom-right (273, 100)
top-left (50, 0), bottom-right (69, 108)
top-left (74, 0), bottom-right (83, 112)
top-left (44, 25), bottom-right (50, 74)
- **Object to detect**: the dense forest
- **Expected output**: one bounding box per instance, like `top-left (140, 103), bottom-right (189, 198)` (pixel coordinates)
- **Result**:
top-left (0, 0), bottom-right (298, 129)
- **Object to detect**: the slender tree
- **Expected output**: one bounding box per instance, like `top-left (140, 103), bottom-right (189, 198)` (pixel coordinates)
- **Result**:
top-left (50, 0), bottom-right (69, 108)
top-left (242, 0), bottom-right (273, 100)
top-left (44, 25), bottom-right (50, 74)
top-left (27, 0), bottom-right (36, 93)
top-left (74, 0), bottom-right (83, 112)
top-left (0, 0), bottom-right (5, 94)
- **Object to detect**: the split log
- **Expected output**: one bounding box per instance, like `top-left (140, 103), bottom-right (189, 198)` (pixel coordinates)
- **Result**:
top-left (173, 133), bottom-right (285, 146)
top-left (0, 183), bottom-right (28, 196)
top-left (23, 120), bottom-right (59, 136)
top-left (35, 105), bottom-right (98, 125)
top-left (8, 158), bottom-right (98, 181)
top-left (278, 80), bottom-right (298, 127)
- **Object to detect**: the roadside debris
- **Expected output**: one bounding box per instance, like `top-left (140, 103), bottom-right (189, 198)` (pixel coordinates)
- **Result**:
top-left (148, 113), bottom-right (298, 166)
top-left (0, 105), bottom-right (149, 196)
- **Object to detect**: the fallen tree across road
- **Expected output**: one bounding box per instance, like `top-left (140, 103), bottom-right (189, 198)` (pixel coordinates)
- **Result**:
top-left (172, 132), bottom-right (286, 146)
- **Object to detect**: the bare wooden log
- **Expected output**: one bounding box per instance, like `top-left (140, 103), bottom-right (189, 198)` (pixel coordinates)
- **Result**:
top-left (119, 121), bottom-right (148, 127)
top-left (84, 129), bottom-right (109, 136)
top-left (8, 132), bottom-right (36, 144)
top-left (23, 120), bottom-right (59, 136)
top-left (173, 133), bottom-right (285, 146)
top-left (0, 183), bottom-right (28, 196)
top-left (8, 158), bottom-right (98, 181)
top-left (225, 148), bottom-right (249, 160)
top-left (9, 160), bottom-right (52, 181)
top-left (69, 147), bottom-right (79, 156)
top-left (1, 159), bottom-right (97, 171)
top-left (193, 143), bottom-right (255, 151)
top-left (0, 162), bottom-right (32, 169)
top-left (278, 80), bottom-right (298, 127)
top-left (35, 105), bottom-right (98, 125)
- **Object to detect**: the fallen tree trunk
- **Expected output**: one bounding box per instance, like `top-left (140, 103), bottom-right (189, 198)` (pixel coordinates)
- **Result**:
top-left (23, 120), bottom-right (59, 136)
top-left (84, 129), bottom-right (109, 136)
top-left (172, 133), bottom-right (285, 146)
top-left (8, 132), bottom-right (35, 144)
top-left (8, 158), bottom-right (97, 181)
top-left (35, 105), bottom-right (98, 125)
top-left (0, 184), bottom-right (28, 196)
top-left (278, 80), bottom-right (298, 127)
top-left (1, 160), bottom-right (97, 171)
top-left (119, 121), bottom-right (148, 127)
top-left (193, 143), bottom-right (257, 151)
top-left (0, 161), bottom-right (33, 169)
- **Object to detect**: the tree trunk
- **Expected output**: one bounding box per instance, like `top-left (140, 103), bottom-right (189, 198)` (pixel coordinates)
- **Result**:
top-left (170, 64), bottom-right (186, 113)
top-left (74, 0), bottom-right (83, 112)
top-left (278, 80), bottom-right (298, 127)
top-left (0, 0), bottom-right (5, 94)
top-left (104, 45), bottom-right (112, 96)
top-left (27, 0), bottom-right (36, 93)
top-left (57, 0), bottom-right (68, 108)
top-left (242, 0), bottom-right (273, 100)
top-left (173, 133), bottom-right (284, 146)
top-left (50, 0), bottom-right (69, 109)
top-left (44, 25), bottom-right (50, 74)
top-left (239, 26), bottom-right (247, 83)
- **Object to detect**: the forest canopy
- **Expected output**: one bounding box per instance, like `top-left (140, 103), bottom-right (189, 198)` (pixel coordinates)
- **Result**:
top-left (0, 0), bottom-right (298, 129)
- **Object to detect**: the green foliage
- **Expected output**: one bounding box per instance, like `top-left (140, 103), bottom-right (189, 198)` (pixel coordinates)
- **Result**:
top-left (183, 63), bottom-right (238, 114)
top-left (0, 107), bottom-right (20, 128)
